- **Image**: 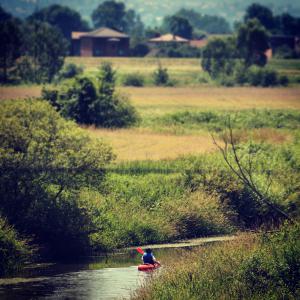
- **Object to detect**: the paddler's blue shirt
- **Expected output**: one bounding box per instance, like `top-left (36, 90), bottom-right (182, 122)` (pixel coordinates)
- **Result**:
top-left (142, 252), bottom-right (155, 264)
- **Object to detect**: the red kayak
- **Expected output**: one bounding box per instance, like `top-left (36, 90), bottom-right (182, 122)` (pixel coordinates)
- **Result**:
top-left (138, 263), bottom-right (160, 271)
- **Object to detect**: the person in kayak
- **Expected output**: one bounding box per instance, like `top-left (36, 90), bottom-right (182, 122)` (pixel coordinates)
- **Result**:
top-left (142, 248), bottom-right (160, 265)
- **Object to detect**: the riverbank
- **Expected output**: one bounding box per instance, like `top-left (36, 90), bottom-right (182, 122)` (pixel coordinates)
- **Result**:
top-left (133, 223), bottom-right (300, 300)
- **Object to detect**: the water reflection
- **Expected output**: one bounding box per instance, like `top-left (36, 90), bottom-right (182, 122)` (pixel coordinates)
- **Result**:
top-left (0, 248), bottom-right (173, 300)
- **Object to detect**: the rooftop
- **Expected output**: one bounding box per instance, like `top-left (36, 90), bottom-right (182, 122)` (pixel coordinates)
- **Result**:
top-left (72, 27), bottom-right (129, 39)
top-left (149, 34), bottom-right (189, 43)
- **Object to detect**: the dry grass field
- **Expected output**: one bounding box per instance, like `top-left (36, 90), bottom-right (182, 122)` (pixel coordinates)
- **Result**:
top-left (87, 127), bottom-right (216, 161)
top-left (1, 86), bottom-right (300, 112)
top-left (1, 58), bottom-right (299, 161)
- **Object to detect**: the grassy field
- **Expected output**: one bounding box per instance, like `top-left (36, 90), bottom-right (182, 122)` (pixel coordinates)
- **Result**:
top-left (66, 57), bottom-right (300, 86)
top-left (1, 84), bottom-right (299, 160)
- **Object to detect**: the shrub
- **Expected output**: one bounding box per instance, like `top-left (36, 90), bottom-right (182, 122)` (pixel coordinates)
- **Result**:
top-left (130, 43), bottom-right (150, 57)
top-left (153, 64), bottom-right (170, 86)
top-left (122, 73), bottom-right (145, 87)
top-left (54, 63), bottom-right (84, 82)
top-left (43, 62), bottom-right (139, 127)
top-left (0, 217), bottom-right (32, 275)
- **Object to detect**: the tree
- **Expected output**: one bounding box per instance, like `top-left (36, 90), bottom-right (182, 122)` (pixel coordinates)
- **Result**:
top-left (0, 99), bottom-right (114, 257)
top-left (43, 62), bottom-right (139, 127)
top-left (92, 1), bottom-right (127, 31)
top-left (18, 20), bottom-right (68, 83)
top-left (244, 3), bottom-right (274, 30)
top-left (275, 13), bottom-right (300, 36)
top-left (212, 118), bottom-right (292, 222)
top-left (28, 4), bottom-right (89, 40)
top-left (237, 19), bottom-right (269, 67)
top-left (162, 15), bottom-right (193, 39)
top-left (0, 18), bottom-right (22, 82)
top-left (201, 37), bottom-right (236, 78)
top-left (91, 0), bottom-right (144, 38)
top-left (175, 8), bottom-right (231, 34)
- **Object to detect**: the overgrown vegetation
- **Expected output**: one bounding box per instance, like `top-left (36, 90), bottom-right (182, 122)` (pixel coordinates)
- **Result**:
top-left (0, 99), bottom-right (114, 258)
top-left (43, 62), bottom-right (139, 127)
top-left (133, 223), bottom-right (300, 300)
top-left (0, 217), bottom-right (32, 276)
top-left (122, 73), bottom-right (145, 87)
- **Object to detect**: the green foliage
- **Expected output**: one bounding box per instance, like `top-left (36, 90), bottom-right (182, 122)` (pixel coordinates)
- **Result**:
top-left (133, 223), bottom-right (300, 300)
top-left (0, 18), bottom-right (22, 82)
top-left (27, 4), bottom-right (90, 40)
top-left (15, 20), bottom-right (68, 83)
top-left (201, 37), bottom-right (236, 79)
top-left (0, 217), bottom-right (32, 276)
top-left (0, 99), bottom-right (114, 258)
top-left (175, 8), bottom-right (231, 34)
top-left (91, 0), bottom-right (144, 37)
top-left (244, 3), bottom-right (275, 30)
top-left (153, 64), bottom-right (171, 86)
top-left (122, 73), bottom-right (144, 86)
top-left (162, 15), bottom-right (193, 39)
top-left (237, 19), bottom-right (269, 67)
top-left (180, 141), bottom-right (300, 228)
top-left (54, 63), bottom-right (84, 82)
top-left (43, 62), bottom-right (139, 127)
top-left (246, 65), bottom-right (289, 87)
top-left (239, 223), bottom-right (300, 297)
top-left (155, 43), bottom-right (201, 58)
top-left (157, 109), bottom-right (300, 132)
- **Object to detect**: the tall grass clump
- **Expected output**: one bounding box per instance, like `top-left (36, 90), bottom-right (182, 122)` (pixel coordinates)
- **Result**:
top-left (156, 109), bottom-right (300, 132)
top-left (0, 217), bottom-right (32, 276)
top-left (133, 223), bottom-right (300, 300)
top-left (122, 73), bottom-right (145, 87)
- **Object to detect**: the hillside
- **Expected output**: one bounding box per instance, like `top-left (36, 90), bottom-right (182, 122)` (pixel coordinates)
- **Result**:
top-left (2, 0), bottom-right (300, 26)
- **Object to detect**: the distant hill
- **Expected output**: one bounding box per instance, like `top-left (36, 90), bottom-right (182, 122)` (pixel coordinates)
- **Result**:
top-left (2, 0), bottom-right (300, 27)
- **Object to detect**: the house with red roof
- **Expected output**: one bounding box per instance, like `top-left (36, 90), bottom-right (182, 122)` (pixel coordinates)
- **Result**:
top-left (71, 27), bottom-right (130, 57)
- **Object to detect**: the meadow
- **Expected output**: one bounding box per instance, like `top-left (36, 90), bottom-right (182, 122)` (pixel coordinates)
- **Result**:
top-left (0, 57), bottom-right (299, 288)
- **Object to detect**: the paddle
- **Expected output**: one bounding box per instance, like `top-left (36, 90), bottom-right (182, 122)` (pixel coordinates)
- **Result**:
top-left (137, 247), bottom-right (144, 255)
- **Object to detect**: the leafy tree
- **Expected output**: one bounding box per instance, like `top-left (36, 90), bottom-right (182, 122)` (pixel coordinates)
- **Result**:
top-left (162, 15), bottom-right (193, 39)
top-left (201, 38), bottom-right (236, 79)
top-left (17, 20), bottom-right (68, 83)
top-left (43, 62), bottom-right (139, 127)
top-left (0, 99), bottom-right (114, 257)
top-left (92, 1), bottom-right (144, 38)
top-left (244, 3), bottom-right (274, 30)
top-left (0, 18), bottom-right (22, 82)
top-left (237, 19), bottom-right (269, 67)
top-left (28, 4), bottom-right (89, 40)
top-left (274, 13), bottom-right (300, 36)
top-left (175, 8), bottom-right (231, 34)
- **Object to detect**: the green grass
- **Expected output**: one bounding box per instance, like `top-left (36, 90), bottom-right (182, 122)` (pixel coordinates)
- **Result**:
top-left (133, 223), bottom-right (300, 300)
top-left (142, 109), bottom-right (300, 133)
top-left (66, 57), bottom-right (300, 87)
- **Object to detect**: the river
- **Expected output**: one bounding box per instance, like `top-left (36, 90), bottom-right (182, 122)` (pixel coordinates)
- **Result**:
top-left (0, 236), bottom-right (235, 300)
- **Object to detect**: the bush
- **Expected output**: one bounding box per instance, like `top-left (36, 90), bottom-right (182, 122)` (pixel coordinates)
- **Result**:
top-left (0, 99), bottom-right (114, 258)
top-left (130, 43), bottom-right (150, 57)
top-left (43, 62), bottom-right (139, 127)
top-left (54, 63), bottom-right (84, 82)
top-left (122, 73), bottom-right (145, 87)
top-left (155, 43), bottom-right (201, 58)
top-left (153, 64), bottom-right (170, 86)
top-left (0, 217), bottom-right (32, 276)
top-left (246, 66), bottom-right (280, 87)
